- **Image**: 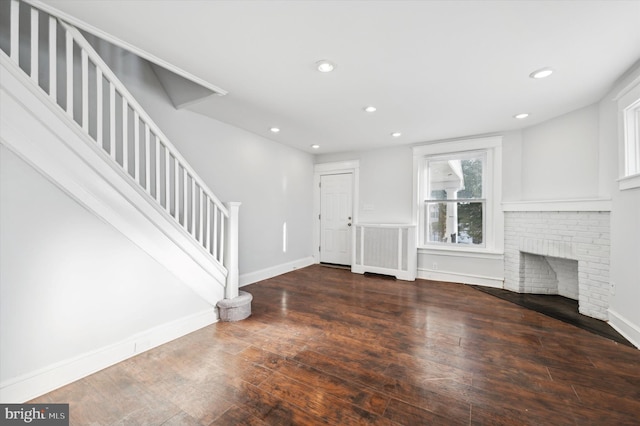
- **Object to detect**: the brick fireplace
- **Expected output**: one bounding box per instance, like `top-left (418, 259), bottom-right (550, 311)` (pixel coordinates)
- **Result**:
top-left (504, 205), bottom-right (611, 321)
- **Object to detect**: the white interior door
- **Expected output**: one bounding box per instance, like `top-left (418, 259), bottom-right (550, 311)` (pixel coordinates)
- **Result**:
top-left (320, 173), bottom-right (353, 265)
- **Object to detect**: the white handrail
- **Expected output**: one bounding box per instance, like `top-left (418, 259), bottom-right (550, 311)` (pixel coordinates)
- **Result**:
top-left (56, 21), bottom-right (229, 217)
top-left (3, 0), bottom-right (237, 282)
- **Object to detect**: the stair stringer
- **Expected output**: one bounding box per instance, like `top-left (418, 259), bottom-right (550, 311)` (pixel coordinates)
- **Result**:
top-left (0, 53), bottom-right (227, 306)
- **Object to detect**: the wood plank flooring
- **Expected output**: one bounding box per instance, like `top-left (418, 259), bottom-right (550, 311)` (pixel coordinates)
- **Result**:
top-left (31, 265), bottom-right (640, 425)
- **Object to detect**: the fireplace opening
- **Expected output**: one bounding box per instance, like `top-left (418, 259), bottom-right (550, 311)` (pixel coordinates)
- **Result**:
top-left (522, 253), bottom-right (579, 300)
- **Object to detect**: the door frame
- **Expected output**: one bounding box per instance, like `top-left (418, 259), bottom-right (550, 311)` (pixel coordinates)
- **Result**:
top-left (313, 160), bottom-right (360, 266)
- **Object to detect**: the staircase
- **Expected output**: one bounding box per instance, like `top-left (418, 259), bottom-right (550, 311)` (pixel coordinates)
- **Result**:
top-left (0, 0), bottom-right (240, 302)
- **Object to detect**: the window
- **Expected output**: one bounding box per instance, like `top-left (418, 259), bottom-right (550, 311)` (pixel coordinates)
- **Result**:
top-left (414, 136), bottom-right (502, 251)
top-left (424, 151), bottom-right (486, 247)
top-left (618, 77), bottom-right (640, 190)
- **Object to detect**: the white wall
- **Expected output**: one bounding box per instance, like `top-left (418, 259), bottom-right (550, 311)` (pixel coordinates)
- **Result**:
top-left (600, 60), bottom-right (640, 347)
top-left (0, 145), bottom-right (213, 400)
top-left (520, 104), bottom-right (600, 200)
top-left (501, 131), bottom-right (523, 201)
top-left (93, 44), bottom-right (315, 280)
top-left (317, 146), bottom-right (414, 224)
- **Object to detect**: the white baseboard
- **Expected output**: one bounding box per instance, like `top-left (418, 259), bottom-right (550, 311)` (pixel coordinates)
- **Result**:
top-left (417, 268), bottom-right (504, 288)
top-left (0, 308), bottom-right (218, 403)
top-left (239, 257), bottom-right (315, 287)
top-left (608, 309), bottom-right (640, 349)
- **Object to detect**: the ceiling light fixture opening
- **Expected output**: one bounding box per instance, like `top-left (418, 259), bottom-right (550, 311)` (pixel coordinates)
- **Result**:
top-left (270, 127), bottom-right (280, 133)
top-left (311, 144), bottom-right (320, 149)
top-left (316, 60), bottom-right (335, 73)
top-left (391, 132), bottom-right (402, 138)
top-left (364, 106), bottom-right (377, 113)
top-left (529, 67), bottom-right (553, 79)
top-left (514, 113), bottom-right (529, 119)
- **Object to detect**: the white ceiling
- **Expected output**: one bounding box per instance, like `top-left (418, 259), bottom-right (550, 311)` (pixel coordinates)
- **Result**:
top-left (44, 0), bottom-right (640, 154)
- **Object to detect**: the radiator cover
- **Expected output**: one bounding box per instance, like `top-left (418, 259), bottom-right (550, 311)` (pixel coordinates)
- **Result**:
top-left (352, 224), bottom-right (417, 281)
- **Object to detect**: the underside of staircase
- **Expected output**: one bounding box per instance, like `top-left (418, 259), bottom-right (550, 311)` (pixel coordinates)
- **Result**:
top-left (0, 0), bottom-right (246, 402)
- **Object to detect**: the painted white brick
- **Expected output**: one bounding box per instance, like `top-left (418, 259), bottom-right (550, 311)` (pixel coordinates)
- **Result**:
top-left (504, 210), bottom-right (610, 320)
top-left (585, 262), bottom-right (608, 271)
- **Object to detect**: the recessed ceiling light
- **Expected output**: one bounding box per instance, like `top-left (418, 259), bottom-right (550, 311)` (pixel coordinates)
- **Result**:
top-left (529, 67), bottom-right (553, 79)
top-left (316, 60), bottom-right (335, 73)
top-left (514, 113), bottom-right (529, 119)
top-left (391, 132), bottom-right (402, 138)
top-left (311, 144), bottom-right (320, 149)
top-left (270, 127), bottom-right (280, 133)
top-left (364, 106), bottom-right (377, 113)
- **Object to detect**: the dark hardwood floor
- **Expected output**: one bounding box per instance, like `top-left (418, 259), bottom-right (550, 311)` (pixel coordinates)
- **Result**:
top-left (31, 265), bottom-right (640, 425)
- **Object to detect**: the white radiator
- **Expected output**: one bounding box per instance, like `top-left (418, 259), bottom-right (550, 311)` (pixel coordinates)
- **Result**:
top-left (352, 224), bottom-right (417, 281)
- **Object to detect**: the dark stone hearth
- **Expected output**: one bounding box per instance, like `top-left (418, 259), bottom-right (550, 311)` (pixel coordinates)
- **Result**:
top-left (471, 286), bottom-right (633, 348)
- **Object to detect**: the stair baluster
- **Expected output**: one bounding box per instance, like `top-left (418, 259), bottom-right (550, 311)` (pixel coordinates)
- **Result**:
top-left (1, 0), bottom-right (239, 297)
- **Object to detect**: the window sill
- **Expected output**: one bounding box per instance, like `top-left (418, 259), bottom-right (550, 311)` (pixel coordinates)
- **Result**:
top-left (418, 246), bottom-right (504, 260)
top-left (618, 173), bottom-right (640, 191)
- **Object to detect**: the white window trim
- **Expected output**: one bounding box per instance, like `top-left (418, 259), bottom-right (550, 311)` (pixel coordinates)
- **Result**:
top-left (413, 136), bottom-right (503, 253)
top-left (617, 76), bottom-right (640, 191)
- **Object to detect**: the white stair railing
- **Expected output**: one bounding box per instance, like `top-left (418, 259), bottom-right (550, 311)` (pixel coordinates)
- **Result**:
top-left (2, 0), bottom-right (238, 292)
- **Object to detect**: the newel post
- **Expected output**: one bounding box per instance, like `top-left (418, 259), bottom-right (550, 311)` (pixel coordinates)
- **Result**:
top-left (224, 201), bottom-right (241, 299)
top-left (217, 201), bottom-right (252, 321)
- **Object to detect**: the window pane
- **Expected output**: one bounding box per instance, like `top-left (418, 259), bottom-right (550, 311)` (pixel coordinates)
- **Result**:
top-left (458, 201), bottom-right (483, 244)
top-left (427, 159), bottom-right (463, 200)
top-left (620, 87), bottom-right (640, 186)
top-left (425, 201), bottom-right (484, 246)
top-left (458, 158), bottom-right (483, 199)
top-left (426, 153), bottom-right (484, 200)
